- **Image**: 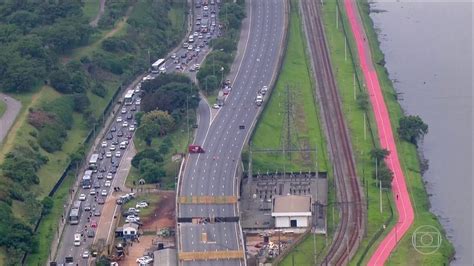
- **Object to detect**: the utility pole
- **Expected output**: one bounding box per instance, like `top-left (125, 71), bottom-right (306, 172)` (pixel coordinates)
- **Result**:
top-left (364, 113), bottom-right (367, 140)
top-left (344, 36), bottom-right (347, 61)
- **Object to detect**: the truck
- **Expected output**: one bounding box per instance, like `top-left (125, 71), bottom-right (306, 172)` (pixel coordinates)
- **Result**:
top-left (216, 90), bottom-right (225, 106)
top-left (188, 145), bottom-right (205, 153)
top-left (81, 170), bottom-right (93, 189)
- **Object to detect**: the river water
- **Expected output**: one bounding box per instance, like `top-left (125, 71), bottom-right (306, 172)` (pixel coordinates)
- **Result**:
top-left (369, 1), bottom-right (473, 265)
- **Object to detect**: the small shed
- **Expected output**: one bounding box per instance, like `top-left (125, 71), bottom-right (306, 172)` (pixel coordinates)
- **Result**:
top-left (271, 195), bottom-right (312, 228)
top-left (123, 223), bottom-right (139, 239)
top-left (153, 248), bottom-right (177, 266)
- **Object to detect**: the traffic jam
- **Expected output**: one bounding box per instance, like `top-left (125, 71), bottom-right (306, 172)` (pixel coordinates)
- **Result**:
top-left (63, 0), bottom-right (223, 262)
top-left (67, 84), bottom-right (142, 259)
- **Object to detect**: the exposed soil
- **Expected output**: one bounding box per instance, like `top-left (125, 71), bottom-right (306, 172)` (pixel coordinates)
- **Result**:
top-left (142, 191), bottom-right (176, 230)
top-left (115, 190), bottom-right (176, 265)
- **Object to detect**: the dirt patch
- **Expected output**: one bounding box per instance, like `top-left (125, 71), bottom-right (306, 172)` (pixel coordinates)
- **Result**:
top-left (116, 190), bottom-right (176, 264)
top-left (141, 190), bottom-right (176, 230)
top-left (120, 235), bottom-right (154, 265)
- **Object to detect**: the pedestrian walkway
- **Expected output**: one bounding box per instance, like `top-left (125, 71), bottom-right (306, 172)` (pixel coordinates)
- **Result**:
top-left (342, 1), bottom-right (415, 265)
top-left (0, 93), bottom-right (21, 145)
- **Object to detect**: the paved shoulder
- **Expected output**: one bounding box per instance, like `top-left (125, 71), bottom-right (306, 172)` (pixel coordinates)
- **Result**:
top-left (0, 93), bottom-right (21, 145)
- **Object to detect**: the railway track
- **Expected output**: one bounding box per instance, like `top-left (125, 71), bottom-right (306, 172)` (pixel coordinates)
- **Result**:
top-left (300, 0), bottom-right (365, 265)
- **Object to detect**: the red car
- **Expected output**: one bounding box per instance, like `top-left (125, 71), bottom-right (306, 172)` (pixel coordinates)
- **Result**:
top-left (90, 219), bottom-right (97, 228)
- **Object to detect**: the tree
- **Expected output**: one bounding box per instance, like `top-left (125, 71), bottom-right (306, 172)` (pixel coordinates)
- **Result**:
top-left (139, 159), bottom-right (166, 183)
top-left (131, 149), bottom-right (163, 168)
top-left (41, 196), bottom-right (53, 215)
top-left (92, 83), bottom-right (107, 98)
top-left (201, 75), bottom-right (219, 93)
top-left (369, 148), bottom-right (390, 162)
top-left (49, 69), bottom-right (72, 93)
top-left (211, 38), bottom-right (235, 53)
top-left (138, 110), bottom-right (175, 144)
top-left (356, 91), bottom-right (369, 111)
top-left (72, 93), bottom-right (90, 113)
top-left (373, 163), bottom-right (393, 189)
top-left (398, 115), bottom-right (428, 145)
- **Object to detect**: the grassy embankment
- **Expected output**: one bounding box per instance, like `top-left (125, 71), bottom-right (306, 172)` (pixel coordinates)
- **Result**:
top-left (22, 5), bottom-right (131, 264)
top-left (0, 100), bottom-right (5, 118)
top-left (347, 1), bottom-right (454, 264)
top-left (251, 1), bottom-right (327, 174)
top-left (82, 0), bottom-right (101, 21)
top-left (249, 1), bottom-right (333, 265)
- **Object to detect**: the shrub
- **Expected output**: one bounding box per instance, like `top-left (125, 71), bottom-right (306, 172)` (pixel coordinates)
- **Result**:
top-left (72, 93), bottom-right (90, 113)
top-left (37, 124), bottom-right (67, 153)
top-left (92, 83), bottom-right (107, 98)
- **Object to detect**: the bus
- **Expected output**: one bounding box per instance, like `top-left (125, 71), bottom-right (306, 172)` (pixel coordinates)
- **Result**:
top-left (82, 170), bottom-right (93, 189)
top-left (68, 201), bottom-right (82, 225)
top-left (89, 154), bottom-right (99, 171)
top-left (151, 58), bottom-right (165, 74)
top-left (124, 89), bottom-right (135, 105)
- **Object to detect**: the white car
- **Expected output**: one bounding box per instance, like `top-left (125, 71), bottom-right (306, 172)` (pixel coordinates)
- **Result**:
top-left (119, 141), bottom-right (127, 149)
top-left (121, 107), bottom-right (127, 114)
top-left (195, 47), bottom-right (201, 52)
top-left (122, 121), bottom-right (128, 127)
top-left (194, 64), bottom-right (200, 70)
top-left (198, 34), bottom-right (203, 39)
top-left (82, 250), bottom-right (89, 258)
top-left (159, 66), bottom-right (166, 73)
top-left (129, 125), bottom-right (135, 131)
top-left (109, 145), bottom-right (116, 151)
top-left (135, 98), bottom-right (141, 105)
top-left (187, 45), bottom-right (193, 51)
top-left (101, 190), bottom-right (107, 196)
top-left (193, 31), bottom-right (199, 37)
top-left (115, 151), bottom-right (121, 157)
top-left (101, 141), bottom-right (107, 148)
top-left (89, 189), bottom-right (96, 196)
top-left (105, 180), bottom-right (111, 187)
top-left (256, 95), bottom-right (263, 106)
top-left (126, 215), bottom-right (140, 223)
top-left (128, 207), bottom-right (140, 213)
top-left (116, 116), bottom-right (123, 122)
top-left (106, 151), bottom-right (112, 158)
top-left (136, 202), bottom-right (149, 208)
top-left (79, 194), bottom-right (86, 201)
top-left (203, 5), bottom-right (209, 11)
top-left (136, 256), bottom-right (153, 264)
top-left (171, 53), bottom-right (177, 59)
top-left (260, 85), bottom-right (268, 95)
top-left (106, 173), bottom-right (113, 180)
top-left (212, 103), bottom-right (220, 109)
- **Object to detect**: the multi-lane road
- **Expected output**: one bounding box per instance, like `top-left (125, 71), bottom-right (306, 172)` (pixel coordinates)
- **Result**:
top-left (54, 1), bottom-right (222, 264)
top-left (177, 0), bottom-right (287, 265)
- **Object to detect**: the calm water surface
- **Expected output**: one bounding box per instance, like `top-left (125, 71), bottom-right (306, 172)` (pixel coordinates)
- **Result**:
top-left (369, 1), bottom-right (473, 265)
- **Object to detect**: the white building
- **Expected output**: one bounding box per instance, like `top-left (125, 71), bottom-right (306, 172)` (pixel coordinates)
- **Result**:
top-left (123, 223), bottom-right (139, 239)
top-left (272, 195), bottom-right (312, 228)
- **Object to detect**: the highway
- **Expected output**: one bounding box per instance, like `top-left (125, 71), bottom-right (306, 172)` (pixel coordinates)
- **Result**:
top-left (54, 1), bottom-right (222, 265)
top-left (177, 0), bottom-right (287, 265)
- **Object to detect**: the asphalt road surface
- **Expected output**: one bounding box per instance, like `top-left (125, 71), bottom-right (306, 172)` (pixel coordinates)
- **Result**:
top-left (54, 2), bottom-right (221, 265)
top-left (178, 0), bottom-right (286, 265)
top-left (0, 93), bottom-right (21, 145)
